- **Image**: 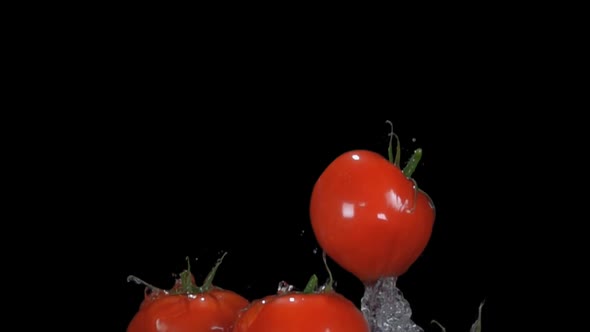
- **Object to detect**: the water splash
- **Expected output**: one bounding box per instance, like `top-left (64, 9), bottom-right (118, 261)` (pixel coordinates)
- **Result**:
top-left (277, 281), bottom-right (294, 294)
top-left (361, 277), bottom-right (423, 332)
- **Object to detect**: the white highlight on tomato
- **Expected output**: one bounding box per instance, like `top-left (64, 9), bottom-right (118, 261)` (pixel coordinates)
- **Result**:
top-left (352, 154), bottom-right (360, 160)
top-left (155, 319), bottom-right (167, 331)
top-left (342, 202), bottom-right (355, 218)
top-left (385, 189), bottom-right (409, 211)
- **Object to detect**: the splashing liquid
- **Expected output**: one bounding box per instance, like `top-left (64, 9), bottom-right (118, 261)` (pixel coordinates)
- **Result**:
top-left (361, 277), bottom-right (422, 332)
top-left (277, 281), bottom-right (294, 294)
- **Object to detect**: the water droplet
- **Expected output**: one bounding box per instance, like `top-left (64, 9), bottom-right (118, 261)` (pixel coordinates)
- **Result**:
top-left (313, 248), bottom-right (318, 254)
top-left (277, 281), bottom-right (294, 294)
top-left (300, 230), bottom-right (305, 236)
top-left (412, 137), bottom-right (416, 142)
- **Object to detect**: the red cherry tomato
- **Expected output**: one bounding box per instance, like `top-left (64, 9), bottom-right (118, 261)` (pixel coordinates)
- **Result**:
top-left (310, 150), bottom-right (435, 283)
top-left (128, 255), bottom-right (249, 332)
top-left (233, 290), bottom-right (369, 332)
top-left (128, 287), bottom-right (249, 332)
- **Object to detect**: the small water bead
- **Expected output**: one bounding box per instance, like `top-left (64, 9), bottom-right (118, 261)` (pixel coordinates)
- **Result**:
top-left (277, 281), bottom-right (294, 294)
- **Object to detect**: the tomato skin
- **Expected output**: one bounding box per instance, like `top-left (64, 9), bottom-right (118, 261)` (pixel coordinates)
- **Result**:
top-left (310, 150), bottom-right (435, 283)
top-left (127, 288), bottom-right (249, 332)
top-left (232, 292), bottom-right (370, 332)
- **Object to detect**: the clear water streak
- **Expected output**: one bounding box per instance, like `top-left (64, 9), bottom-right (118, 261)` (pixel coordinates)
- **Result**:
top-left (361, 276), bottom-right (423, 332)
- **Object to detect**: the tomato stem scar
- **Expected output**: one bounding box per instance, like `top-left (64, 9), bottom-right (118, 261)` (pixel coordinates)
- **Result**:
top-left (386, 120), bottom-right (401, 168)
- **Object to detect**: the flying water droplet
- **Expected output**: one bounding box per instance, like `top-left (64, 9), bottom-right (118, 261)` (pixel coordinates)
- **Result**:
top-left (300, 230), bottom-right (305, 236)
top-left (411, 138), bottom-right (416, 142)
top-left (277, 281), bottom-right (294, 294)
top-left (313, 248), bottom-right (319, 254)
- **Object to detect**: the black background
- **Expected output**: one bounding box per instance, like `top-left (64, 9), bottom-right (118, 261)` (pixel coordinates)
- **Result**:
top-left (39, 28), bottom-right (549, 331)
top-left (11, 11), bottom-right (577, 331)
top-left (96, 110), bottom-right (508, 331)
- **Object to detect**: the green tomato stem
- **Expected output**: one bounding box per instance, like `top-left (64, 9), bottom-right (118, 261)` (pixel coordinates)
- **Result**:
top-left (175, 256), bottom-right (201, 294)
top-left (201, 252), bottom-right (228, 291)
top-left (322, 251), bottom-right (334, 292)
top-left (303, 274), bottom-right (319, 294)
top-left (127, 275), bottom-right (164, 293)
top-left (386, 120), bottom-right (401, 168)
top-left (180, 256), bottom-right (199, 293)
top-left (471, 299), bottom-right (486, 332)
top-left (431, 320), bottom-right (446, 332)
top-left (402, 148), bottom-right (422, 178)
top-left (128, 254), bottom-right (230, 296)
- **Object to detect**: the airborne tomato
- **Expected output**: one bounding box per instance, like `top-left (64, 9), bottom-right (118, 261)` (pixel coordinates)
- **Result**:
top-left (127, 254), bottom-right (249, 332)
top-left (309, 149), bottom-right (435, 283)
top-left (232, 276), bottom-right (369, 332)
